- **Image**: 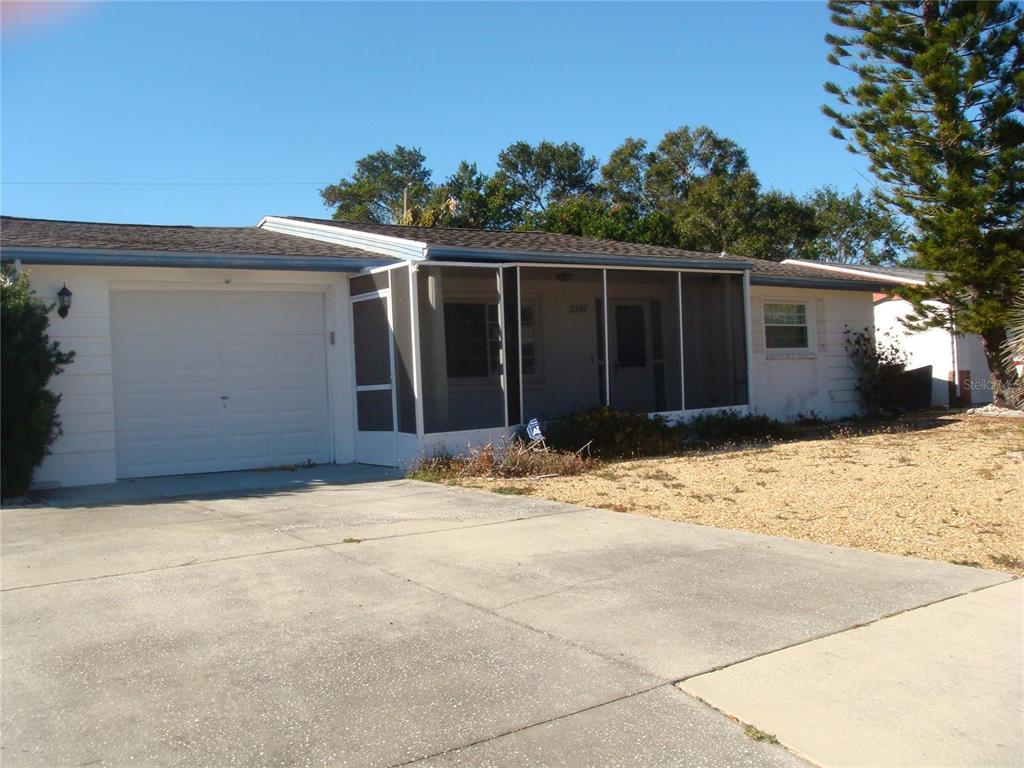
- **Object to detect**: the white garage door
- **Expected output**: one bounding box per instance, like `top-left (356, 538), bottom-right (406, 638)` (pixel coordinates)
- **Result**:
top-left (111, 290), bottom-right (331, 479)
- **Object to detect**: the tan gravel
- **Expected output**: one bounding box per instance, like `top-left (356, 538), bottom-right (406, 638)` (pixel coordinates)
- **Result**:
top-left (462, 414), bottom-right (1024, 575)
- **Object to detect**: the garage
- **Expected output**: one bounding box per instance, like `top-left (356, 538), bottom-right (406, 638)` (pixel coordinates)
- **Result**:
top-left (110, 289), bottom-right (332, 479)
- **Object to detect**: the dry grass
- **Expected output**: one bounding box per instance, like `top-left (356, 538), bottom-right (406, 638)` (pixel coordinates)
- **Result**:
top-left (461, 414), bottom-right (1024, 575)
top-left (408, 439), bottom-right (593, 482)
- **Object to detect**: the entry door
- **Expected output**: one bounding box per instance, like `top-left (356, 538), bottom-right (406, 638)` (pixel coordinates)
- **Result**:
top-left (110, 290), bottom-right (331, 479)
top-left (352, 292), bottom-right (397, 465)
top-left (611, 302), bottom-right (654, 411)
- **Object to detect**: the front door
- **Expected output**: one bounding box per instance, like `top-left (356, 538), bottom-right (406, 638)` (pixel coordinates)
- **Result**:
top-left (611, 301), bottom-right (654, 411)
top-left (352, 291), bottom-right (397, 465)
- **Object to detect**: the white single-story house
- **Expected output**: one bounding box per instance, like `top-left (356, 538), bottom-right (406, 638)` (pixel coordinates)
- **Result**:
top-left (1, 215), bottom-right (886, 488)
top-left (781, 259), bottom-right (995, 407)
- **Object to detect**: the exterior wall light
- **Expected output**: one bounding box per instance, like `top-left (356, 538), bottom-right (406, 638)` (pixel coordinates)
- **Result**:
top-left (57, 284), bottom-right (72, 318)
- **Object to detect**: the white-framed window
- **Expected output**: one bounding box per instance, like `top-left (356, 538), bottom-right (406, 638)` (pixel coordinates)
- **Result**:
top-left (443, 301), bottom-right (538, 379)
top-left (764, 302), bottom-right (809, 349)
top-left (520, 303), bottom-right (537, 376)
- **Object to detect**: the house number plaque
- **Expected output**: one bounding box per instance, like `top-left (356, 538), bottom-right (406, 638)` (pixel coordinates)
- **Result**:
top-left (568, 303), bottom-right (588, 314)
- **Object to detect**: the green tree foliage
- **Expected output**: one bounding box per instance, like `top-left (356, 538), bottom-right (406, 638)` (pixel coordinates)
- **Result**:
top-left (1, 266), bottom-right (74, 497)
top-left (800, 186), bottom-right (906, 264)
top-left (491, 140), bottom-right (598, 227)
top-left (738, 190), bottom-right (822, 263)
top-left (320, 145), bottom-right (432, 224)
top-left (824, 0), bottom-right (1024, 404)
top-left (318, 129), bottom-right (904, 264)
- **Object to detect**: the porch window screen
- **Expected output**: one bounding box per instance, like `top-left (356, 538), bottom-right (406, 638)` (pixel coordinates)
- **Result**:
top-left (390, 265), bottom-right (417, 433)
top-left (502, 268), bottom-right (521, 426)
top-left (352, 296), bottom-right (394, 432)
top-left (350, 272), bottom-right (389, 296)
top-left (764, 302), bottom-right (808, 349)
top-left (681, 273), bottom-right (748, 408)
top-left (519, 268), bottom-right (604, 421)
top-left (417, 265), bottom-right (505, 433)
top-left (606, 270), bottom-right (682, 413)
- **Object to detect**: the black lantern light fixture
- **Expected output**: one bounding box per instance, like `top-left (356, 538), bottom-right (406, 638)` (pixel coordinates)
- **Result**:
top-left (57, 284), bottom-right (72, 318)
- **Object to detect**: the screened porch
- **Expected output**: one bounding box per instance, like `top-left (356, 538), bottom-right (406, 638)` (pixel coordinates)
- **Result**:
top-left (349, 261), bottom-right (751, 462)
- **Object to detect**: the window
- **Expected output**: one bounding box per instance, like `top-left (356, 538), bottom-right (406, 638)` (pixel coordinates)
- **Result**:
top-left (764, 302), bottom-right (809, 349)
top-left (444, 303), bottom-right (502, 379)
top-left (443, 300), bottom-right (538, 380)
top-left (520, 304), bottom-right (536, 376)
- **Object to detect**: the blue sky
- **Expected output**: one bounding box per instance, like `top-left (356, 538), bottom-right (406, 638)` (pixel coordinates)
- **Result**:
top-left (1, 1), bottom-right (871, 226)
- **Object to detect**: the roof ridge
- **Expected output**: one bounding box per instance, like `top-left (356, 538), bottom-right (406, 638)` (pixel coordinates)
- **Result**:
top-left (1, 214), bottom-right (210, 230)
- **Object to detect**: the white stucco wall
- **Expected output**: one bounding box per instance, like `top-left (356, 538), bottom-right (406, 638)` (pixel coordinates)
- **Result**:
top-left (874, 297), bottom-right (993, 406)
top-left (21, 265), bottom-right (354, 488)
top-left (748, 285), bottom-right (874, 421)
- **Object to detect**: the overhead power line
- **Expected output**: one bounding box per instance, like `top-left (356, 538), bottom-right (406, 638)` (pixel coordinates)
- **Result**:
top-left (0, 181), bottom-right (331, 187)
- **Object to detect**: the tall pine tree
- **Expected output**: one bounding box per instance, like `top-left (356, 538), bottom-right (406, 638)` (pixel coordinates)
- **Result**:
top-left (824, 0), bottom-right (1024, 404)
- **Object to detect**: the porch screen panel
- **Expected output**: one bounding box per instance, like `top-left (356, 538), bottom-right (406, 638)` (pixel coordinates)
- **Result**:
top-left (503, 267), bottom-right (521, 426)
top-left (606, 270), bottom-right (682, 413)
top-left (390, 265), bottom-right (416, 434)
top-left (352, 296), bottom-right (394, 432)
top-left (519, 268), bottom-right (604, 423)
top-left (350, 272), bottom-right (389, 296)
top-left (681, 273), bottom-right (748, 408)
top-left (417, 265), bottom-right (505, 433)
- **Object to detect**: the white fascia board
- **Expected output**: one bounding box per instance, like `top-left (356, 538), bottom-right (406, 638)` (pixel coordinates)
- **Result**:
top-left (779, 259), bottom-right (928, 286)
top-left (258, 216), bottom-right (427, 261)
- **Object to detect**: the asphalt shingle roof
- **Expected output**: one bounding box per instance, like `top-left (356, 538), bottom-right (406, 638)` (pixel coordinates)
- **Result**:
top-left (283, 216), bottom-right (748, 263)
top-left (0, 215), bottom-right (884, 288)
top-left (0, 216), bottom-right (388, 260)
top-left (285, 217), bottom-right (881, 286)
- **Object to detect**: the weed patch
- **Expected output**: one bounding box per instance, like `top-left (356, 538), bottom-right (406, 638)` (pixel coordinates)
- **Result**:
top-left (408, 439), bottom-right (593, 482)
top-left (744, 726), bottom-right (779, 744)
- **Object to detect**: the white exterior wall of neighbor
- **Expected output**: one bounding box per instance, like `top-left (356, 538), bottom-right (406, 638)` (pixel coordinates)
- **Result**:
top-left (21, 265), bottom-right (355, 488)
top-left (874, 297), bottom-right (993, 406)
top-left (748, 285), bottom-right (874, 421)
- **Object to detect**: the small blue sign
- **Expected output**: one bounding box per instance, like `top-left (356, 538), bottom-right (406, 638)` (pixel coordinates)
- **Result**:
top-left (526, 418), bottom-right (544, 442)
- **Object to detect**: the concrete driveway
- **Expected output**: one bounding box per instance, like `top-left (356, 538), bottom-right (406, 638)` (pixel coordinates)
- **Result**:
top-left (1, 466), bottom-right (1015, 767)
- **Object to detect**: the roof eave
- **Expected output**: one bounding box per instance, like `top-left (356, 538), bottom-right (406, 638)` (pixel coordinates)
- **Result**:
top-left (0, 246), bottom-right (390, 272)
top-left (779, 259), bottom-right (929, 286)
top-left (259, 216), bottom-right (428, 261)
top-left (751, 274), bottom-right (886, 291)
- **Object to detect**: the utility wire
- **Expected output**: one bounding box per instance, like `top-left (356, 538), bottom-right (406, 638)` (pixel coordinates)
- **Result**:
top-left (2, 181), bottom-right (332, 186)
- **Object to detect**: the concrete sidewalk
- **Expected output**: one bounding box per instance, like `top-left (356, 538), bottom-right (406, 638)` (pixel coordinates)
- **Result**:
top-left (681, 579), bottom-right (1023, 767)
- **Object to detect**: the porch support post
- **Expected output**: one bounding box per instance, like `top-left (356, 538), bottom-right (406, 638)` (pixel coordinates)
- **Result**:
top-left (742, 269), bottom-right (754, 410)
top-left (498, 267), bottom-right (508, 428)
top-left (678, 271), bottom-right (685, 411)
top-left (517, 268), bottom-right (524, 425)
top-left (410, 263), bottom-right (425, 439)
top-left (385, 272), bottom-right (399, 438)
top-left (602, 268), bottom-right (610, 407)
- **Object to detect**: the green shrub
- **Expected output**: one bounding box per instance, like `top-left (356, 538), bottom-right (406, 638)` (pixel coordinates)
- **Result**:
top-left (685, 410), bottom-right (798, 445)
top-left (544, 406), bottom-right (798, 459)
top-left (844, 326), bottom-right (911, 416)
top-left (545, 407), bottom-right (679, 459)
top-left (1, 266), bottom-right (74, 497)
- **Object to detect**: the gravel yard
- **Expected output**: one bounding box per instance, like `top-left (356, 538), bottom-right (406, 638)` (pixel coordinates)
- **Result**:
top-left (462, 414), bottom-right (1024, 575)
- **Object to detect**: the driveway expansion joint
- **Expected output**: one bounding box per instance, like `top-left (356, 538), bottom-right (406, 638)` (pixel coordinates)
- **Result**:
top-left (672, 574), bottom-right (1017, 684)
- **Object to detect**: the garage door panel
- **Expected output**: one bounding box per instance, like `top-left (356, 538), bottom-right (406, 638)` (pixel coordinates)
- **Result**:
top-left (111, 290), bottom-right (331, 479)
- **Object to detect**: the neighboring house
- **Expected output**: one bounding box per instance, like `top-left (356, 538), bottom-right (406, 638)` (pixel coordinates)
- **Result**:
top-left (1, 215), bottom-right (884, 488)
top-left (781, 259), bottom-right (994, 407)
